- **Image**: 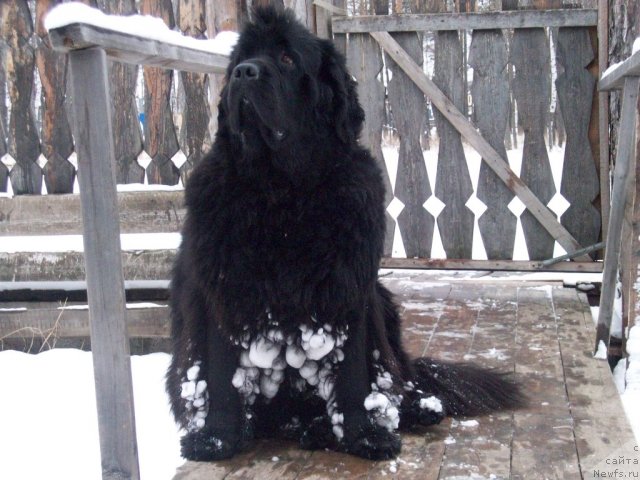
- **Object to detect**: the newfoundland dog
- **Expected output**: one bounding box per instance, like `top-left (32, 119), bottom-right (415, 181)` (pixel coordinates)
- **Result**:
top-left (167, 6), bottom-right (523, 462)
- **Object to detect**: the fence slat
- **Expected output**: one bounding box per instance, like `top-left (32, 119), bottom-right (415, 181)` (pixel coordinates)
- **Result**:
top-left (141, 0), bottom-right (180, 185)
top-left (100, 0), bottom-right (145, 184)
top-left (434, 31), bottom-right (473, 259)
top-left (510, 28), bottom-right (555, 260)
top-left (177, 0), bottom-right (210, 182)
top-left (346, 33), bottom-right (394, 255)
top-left (387, 32), bottom-right (434, 257)
top-left (35, 0), bottom-right (75, 194)
top-left (3, 0), bottom-right (41, 195)
top-left (68, 46), bottom-right (140, 480)
top-left (471, 29), bottom-right (515, 260)
top-left (556, 27), bottom-right (600, 252)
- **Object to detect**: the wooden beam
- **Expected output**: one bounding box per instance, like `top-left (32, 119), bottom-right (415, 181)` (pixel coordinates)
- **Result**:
top-left (332, 9), bottom-right (597, 34)
top-left (0, 303), bottom-right (170, 338)
top-left (48, 23), bottom-right (228, 74)
top-left (370, 31), bottom-right (591, 261)
top-left (595, 76), bottom-right (640, 354)
top-left (0, 250), bottom-right (176, 282)
top-left (380, 257), bottom-right (602, 273)
top-left (67, 47), bottom-right (140, 480)
top-left (0, 191), bottom-right (185, 236)
top-left (599, 50), bottom-right (640, 91)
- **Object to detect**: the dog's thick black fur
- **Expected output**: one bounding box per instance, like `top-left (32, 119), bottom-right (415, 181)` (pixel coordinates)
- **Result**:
top-left (167, 6), bottom-right (524, 462)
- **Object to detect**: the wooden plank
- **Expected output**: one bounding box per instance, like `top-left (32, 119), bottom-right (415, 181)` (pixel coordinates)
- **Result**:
top-left (510, 27), bottom-right (556, 260)
top-left (3, 0), bottom-right (42, 195)
top-left (0, 79), bottom-right (7, 192)
top-left (0, 191), bottom-right (185, 236)
top-left (597, 0), bottom-right (610, 242)
top-left (556, 27), bottom-right (601, 253)
top-left (67, 46), bottom-right (140, 480)
top-left (346, 33), bottom-right (395, 255)
top-left (35, 0), bottom-right (76, 194)
top-left (370, 31), bottom-right (591, 260)
top-left (553, 288), bottom-right (637, 476)
top-left (471, 29), bottom-right (516, 260)
top-left (141, 0), bottom-right (181, 186)
top-left (177, 0), bottom-right (210, 182)
top-left (0, 250), bottom-right (176, 282)
top-left (331, 9), bottom-right (598, 33)
top-left (596, 76), bottom-right (640, 352)
top-left (599, 49), bottom-right (640, 91)
top-left (433, 30), bottom-right (474, 259)
top-left (0, 302), bottom-right (170, 338)
top-left (511, 287), bottom-right (580, 478)
top-left (387, 32), bottom-right (434, 258)
top-left (0, 251), bottom-right (603, 282)
top-left (47, 23), bottom-right (229, 75)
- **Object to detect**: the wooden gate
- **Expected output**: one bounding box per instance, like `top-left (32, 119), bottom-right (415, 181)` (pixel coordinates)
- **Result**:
top-left (332, 7), bottom-right (603, 272)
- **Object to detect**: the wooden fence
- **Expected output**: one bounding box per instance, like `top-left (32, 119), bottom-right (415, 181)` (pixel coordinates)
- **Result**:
top-left (333, 6), bottom-right (603, 270)
top-left (0, 0), bottom-right (605, 285)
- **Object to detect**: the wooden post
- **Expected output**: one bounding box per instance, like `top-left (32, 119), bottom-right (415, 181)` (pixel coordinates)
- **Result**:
top-left (68, 47), bottom-right (140, 480)
top-left (595, 76), bottom-right (640, 355)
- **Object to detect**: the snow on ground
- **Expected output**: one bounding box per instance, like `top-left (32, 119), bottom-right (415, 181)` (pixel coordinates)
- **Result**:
top-left (0, 350), bottom-right (183, 480)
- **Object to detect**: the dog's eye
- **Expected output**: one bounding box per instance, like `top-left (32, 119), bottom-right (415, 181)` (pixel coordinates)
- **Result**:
top-left (280, 53), bottom-right (294, 66)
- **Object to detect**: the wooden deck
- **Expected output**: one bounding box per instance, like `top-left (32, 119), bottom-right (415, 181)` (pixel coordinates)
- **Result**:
top-left (173, 273), bottom-right (637, 480)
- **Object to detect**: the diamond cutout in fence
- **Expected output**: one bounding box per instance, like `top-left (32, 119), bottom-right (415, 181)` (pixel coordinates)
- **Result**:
top-left (465, 194), bottom-right (487, 217)
top-left (508, 196), bottom-right (526, 217)
top-left (37, 154), bottom-right (48, 169)
top-left (1, 154), bottom-right (16, 170)
top-left (67, 152), bottom-right (78, 170)
top-left (423, 195), bottom-right (445, 218)
top-left (171, 151), bottom-right (187, 170)
top-left (547, 192), bottom-right (570, 218)
top-left (137, 150), bottom-right (152, 169)
top-left (386, 197), bottom-right (404, 220)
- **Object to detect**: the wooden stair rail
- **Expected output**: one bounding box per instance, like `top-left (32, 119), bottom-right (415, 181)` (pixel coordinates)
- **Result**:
top-left (47, 19), bottom-right (229, 480)
top-left (595, 54), bottom-right (640, 357)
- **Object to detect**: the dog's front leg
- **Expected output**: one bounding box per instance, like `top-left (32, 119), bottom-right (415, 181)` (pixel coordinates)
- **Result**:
top-left (335, 309), bottom-right (401, 460)
top-left (180, 321), bottom-right (245, 461)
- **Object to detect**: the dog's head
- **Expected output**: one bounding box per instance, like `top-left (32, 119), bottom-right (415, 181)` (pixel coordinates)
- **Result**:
top-left (220, 6), bottom-right (364, 152)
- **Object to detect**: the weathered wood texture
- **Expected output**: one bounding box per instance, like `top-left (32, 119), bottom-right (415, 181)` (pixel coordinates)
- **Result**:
top-left (433, 30), bottom-right (473, 259)
top-left (177, 0), bottom-right (211, 183)
top-left (68, 46), bottom-right (140, 480)
top-left (596, 76), bottom-right (640, 353)
top-left (556, 27), bottom-right (600, 253)
top-left (471, 29), bottom-right (516, 260)
top-left (370, 31), bottom-right (591, 261)
top-left (0, 249), bottom-right (604, 284)
top-left (510, 27), bottom-right (555, 260)
top-left (140, 0), bottom-right (181, 186)
top-left (346, 33), bottom-right (395, 255)
top-left (1, 0), bottom-right (42, 195)
top-left (0, 191), bottom-right (184, 236)
top-left (331, 9), bottom-right (598, 33)
top-left (35, 0), bottom-right (76, 194)
top-left (164, 276), bottom-right (633, 479)
top-left (387, 32), bottom-right (434, 257)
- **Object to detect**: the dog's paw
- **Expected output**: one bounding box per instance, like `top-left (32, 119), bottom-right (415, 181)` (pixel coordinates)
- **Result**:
top-left (415, 396), bottom-right (446, 426)
top-left (299, 416), bottom-right (334, 451)
top-left (180, 427), bottom-right (242, 461)
top-left (342, 423), bottom-right (401, 460)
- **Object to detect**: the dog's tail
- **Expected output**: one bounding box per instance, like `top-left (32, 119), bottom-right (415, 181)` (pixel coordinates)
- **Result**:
top-left (411, 358), bottom-right (525, 416)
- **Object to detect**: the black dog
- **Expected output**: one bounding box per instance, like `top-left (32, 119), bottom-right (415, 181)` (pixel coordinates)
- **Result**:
top-left (166, 6), bottom-right (523, 462)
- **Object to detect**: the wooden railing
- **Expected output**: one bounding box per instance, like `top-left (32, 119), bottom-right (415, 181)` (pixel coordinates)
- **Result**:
top-left (595, 50), bottom-right (640, 358)
top-left (43, 14), bottom-right (228, 479)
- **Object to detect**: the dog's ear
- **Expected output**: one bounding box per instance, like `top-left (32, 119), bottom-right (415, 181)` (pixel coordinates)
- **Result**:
top-left (318, 41), bottom-right (365, 144)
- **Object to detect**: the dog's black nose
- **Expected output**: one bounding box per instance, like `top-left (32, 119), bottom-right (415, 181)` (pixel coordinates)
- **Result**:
top-left (232, 62), bottom-right (260, 81)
